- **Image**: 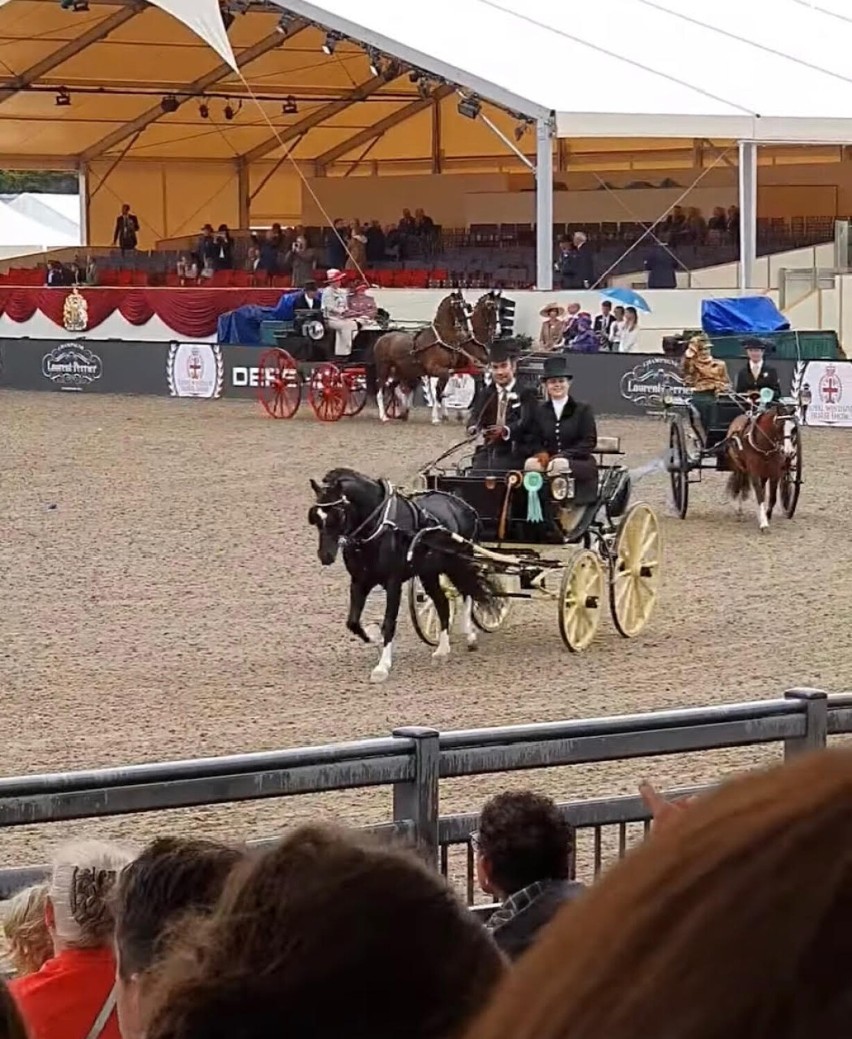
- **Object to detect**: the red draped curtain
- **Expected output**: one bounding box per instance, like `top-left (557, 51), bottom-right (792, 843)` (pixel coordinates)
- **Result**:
top-left (0, 288), bottom-right (282, 338)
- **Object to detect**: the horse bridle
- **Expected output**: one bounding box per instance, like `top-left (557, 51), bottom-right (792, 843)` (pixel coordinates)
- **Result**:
top-left (311, 480), bottom-right (397, 546)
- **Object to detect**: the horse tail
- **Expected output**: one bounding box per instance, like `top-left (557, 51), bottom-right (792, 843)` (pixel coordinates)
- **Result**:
top-left (726, 469), bottom-right (750, 500)
top-left (444, 554), bottom-right (503, 609)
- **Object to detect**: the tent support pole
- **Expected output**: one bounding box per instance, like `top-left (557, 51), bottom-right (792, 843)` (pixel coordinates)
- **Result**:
top-left (738, 140), bottom-right (757, 289)
top-left (536, 116), bottom-right (554, 291)
top-left (78, 165), bottom-right (90, 247)
top-left (237, 162), bottom-right (250, 228)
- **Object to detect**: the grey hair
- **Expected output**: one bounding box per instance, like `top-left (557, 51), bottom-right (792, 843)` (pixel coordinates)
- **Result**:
top-left (49, 840), bottom-right (134, 948)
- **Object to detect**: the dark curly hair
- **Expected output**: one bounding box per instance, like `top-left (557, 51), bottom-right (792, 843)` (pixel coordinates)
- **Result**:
top-left (145, 825), bottom-right (504, 1039)
top-left (114, 837), bottom-right (245, 979)
top-left (477, 791), bottom-right (573, 896)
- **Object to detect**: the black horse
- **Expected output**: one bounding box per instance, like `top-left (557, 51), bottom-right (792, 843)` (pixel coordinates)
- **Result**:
top-left (308, 468), bottom-right (499, 682)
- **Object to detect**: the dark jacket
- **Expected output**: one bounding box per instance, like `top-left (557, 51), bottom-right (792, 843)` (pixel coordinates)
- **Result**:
top-left (572, 243), bottom-right (594, 289)
top-left (735, 362), bottom-right (782, 398)
top-left (292, 291), bottom-right (322, 314)
top-left (644, 245), bottom-right (677, 289)
top-left (489, 880), bottom-right (585, 961)
top-left (113, 213), bottom-right (139, 249)
top-left (468, 380), bottom-right (535, 468)
top-left (510, 396), bottom-right (597, 459)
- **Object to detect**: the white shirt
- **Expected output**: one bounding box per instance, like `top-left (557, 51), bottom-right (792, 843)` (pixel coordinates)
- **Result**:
top-left (619, 326), bottom-right (640, 352)
top-left (750, 361), bottom-right (763, 379)
top-left (552, 396), bottom-right (568, 421)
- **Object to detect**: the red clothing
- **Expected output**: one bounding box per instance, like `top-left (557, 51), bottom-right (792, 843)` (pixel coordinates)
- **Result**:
top-left (11, 947), bottom-right (120, 1039)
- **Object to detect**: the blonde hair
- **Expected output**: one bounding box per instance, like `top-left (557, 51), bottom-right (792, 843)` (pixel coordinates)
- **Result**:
top-left (49, 840), bottom-right (134, 949)
top-left (2, 884), bottom-right (52, 976)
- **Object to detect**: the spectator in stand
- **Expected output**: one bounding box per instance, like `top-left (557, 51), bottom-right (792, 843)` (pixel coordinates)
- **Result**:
top-left (144, 825), bottom-right (504, 1039)
top-left (593, 299), bottom-right (617, 346)
top-left (662, 204), bottom-right (687, 242)
top-left (539, 303), bottom-right (566, 350)
top-left (615, 305), bottom-right (640, 352)
top-left (10, 840), bottom-right (133, 1039)
top-left (269, 222), bottom-right (285, 251)
top-left (398, 208), bottom-right (416, 235)
top-left (44, 262), bottom-right (64, 287)
top-left (644, 237), bottom-right (678, 289)
top-left (473, 792), bottom-right (584, 961)
top-left (465, 751), bottom-right (852, 1039)
top-left (112, 204), bottom-right (139, 255)
top-left (727, 204), bottom-right (740, 241)
top-left (2, 884), bottom-right (52, 979)
top-left (365, 220), bottom-right (386, 263)
top-left (561, 301), bottom-right (581, 341)
top-left (69, 261), bottom-right (85, 286)
top-left (571, 231), bottom-right (594, 289)
top-left (113, 837), bottom-right (244, 1039)
top-left (176, 254), bottom-right (199, 286)
top-left (285, 234), bottom-right (317, 288)
top-left (214, 225), bottom-right (233, 271)
top-left (346, 219), bottom-right (368, 271)
top-left (384, 223), bottom-right (402, 261)
top-left (326, 218), bottom-right (350, 270)
top-left (85, 257), bottom-right (98, 287)
top-left (686, 206), bottom-right (707, 244)
top-left (256, 228), bottom-right (281, 285)
top-left (707, 205), bottom-right (728, 242)
top-left (197, 225), bottom-right (218, 273)
top-left (245, 235), bottom-right (260, 275)
top-left (566, 312), bottom-right (599, 354)
top-left (414, 207), bottom-right (435, 237)
top-left (608, 304), bottom-right (626, 350)
top-left (554, 236), bottom-right (575, 289)
top-left (0, 979), bottom-right (27, 1039)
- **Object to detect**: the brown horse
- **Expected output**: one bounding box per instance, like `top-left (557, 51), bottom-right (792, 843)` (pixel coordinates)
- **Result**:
top-left (428, 290), bottom-right (504, 424)
top-left (373, 291), bottom-right (490, 423)
top-left (725, 399), bottom-right (791, 530)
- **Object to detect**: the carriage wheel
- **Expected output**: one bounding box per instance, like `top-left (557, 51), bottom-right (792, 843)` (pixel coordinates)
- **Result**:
top-left (609, 502), bottom-right (662, 639)
top-left (780, 421), bottom-right (802, 519)
top-left (472, 575), bottom-right (512, 633)
top-left (343, 368), bottom-right (369, 417)
top-left (558, 550), bottom-right (604, 653)
top-left (256, 348), bottom-right (301, 419)
top-left (668, 421), bottom-right (689, 519)
top-left (408, 575), bottom-right (459, 646)
top-left (381, 380), bottom-right (406, 421)
top-left (308, 363), bottom-right (349, 422)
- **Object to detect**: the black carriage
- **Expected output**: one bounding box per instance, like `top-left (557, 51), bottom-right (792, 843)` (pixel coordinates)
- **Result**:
top-left (664, 390), bottom-right (803, 519)
top-left (409, 437), bottom-right (662, 653)
top-left (255, 310), bottom-right (425, 422)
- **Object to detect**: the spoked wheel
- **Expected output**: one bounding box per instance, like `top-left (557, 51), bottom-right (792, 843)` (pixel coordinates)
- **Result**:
top-left (308, 363), bottom-right (349, 422)
top-left (780, 420), bottom-right (802, 518)
top-left (408, 575), bottom-right (458, 646)
top-left (381, 380), bottom-right (406, 421)
top-left (668, 420), bottom-right (689, 519)
top-left (558, 549), bottom-right (604, 653)
top-left (472, 576), bottom-right (512, 633)
top-left (609, 502), bottom-right (662, 638)
top-left (342, 368), bottom-right (369, 417)
top-left (256, 348), bottom-right (301, 419)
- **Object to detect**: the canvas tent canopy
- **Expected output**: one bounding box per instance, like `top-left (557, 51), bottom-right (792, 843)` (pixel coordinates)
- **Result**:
top-left (2, 0), bottom-right (852, 284)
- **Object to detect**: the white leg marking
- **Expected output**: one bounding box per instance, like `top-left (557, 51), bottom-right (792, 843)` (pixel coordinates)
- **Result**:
top-left (432, 629), bottom-right (451, 661)
top-left (758, 501), bottom-right (769, 530)
top-left (370, 640), bottom-right (394, 683)
top-left (460, 596), bottom-right (478, 650)
top-left (364, 623), bottom-right (382, 645)
top-left (783, 419), bottom-right (794, 457)
top-left (377, 385), bottom-right (387, 423)
top-left (430, 379), bottom-right (441, 425)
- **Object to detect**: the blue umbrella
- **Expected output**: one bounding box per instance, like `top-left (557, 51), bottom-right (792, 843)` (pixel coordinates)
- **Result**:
top-left (601, 287), bottom-right (652, 313)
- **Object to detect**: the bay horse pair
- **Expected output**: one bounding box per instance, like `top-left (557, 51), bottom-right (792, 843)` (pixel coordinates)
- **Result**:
top-left (373, 290), bottom-right (503, 424)
top-left (724, 396), bottom-right (794, 530)
top-left (308, 468), bottom-right (500, 683)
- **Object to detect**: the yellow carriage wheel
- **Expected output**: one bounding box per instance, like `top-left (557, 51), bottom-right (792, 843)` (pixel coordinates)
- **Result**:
top-left (408, 575), bottom-right (459, 647)
top-left (609, 503), bottom-right (662, 638)
top-left (472, 575), bottom-right (513, 634)
top-left (558, 550), bottom-right (604, 653)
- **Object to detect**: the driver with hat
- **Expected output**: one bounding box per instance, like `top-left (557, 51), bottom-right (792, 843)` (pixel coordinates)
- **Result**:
top-left (467, 338), bottom-right (534, 470)
top-left (489, 354), bottom-right (599, 503)
top-left (735, 337), bottom-right (782, 399)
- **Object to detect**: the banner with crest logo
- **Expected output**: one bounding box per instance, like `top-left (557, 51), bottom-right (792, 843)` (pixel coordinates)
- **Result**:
top-left (791, 361), bottom-right (852, 427)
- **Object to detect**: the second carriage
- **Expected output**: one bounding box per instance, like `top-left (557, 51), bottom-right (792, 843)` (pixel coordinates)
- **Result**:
top-left (409, 437), bottom-right (662, 653)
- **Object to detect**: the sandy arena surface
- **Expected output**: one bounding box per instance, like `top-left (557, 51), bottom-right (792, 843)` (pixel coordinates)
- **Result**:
top-left (2, 390), bottom-right (851, 878)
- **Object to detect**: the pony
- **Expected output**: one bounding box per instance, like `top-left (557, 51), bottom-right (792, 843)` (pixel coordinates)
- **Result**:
top-left (372, 291), bottom-right (489, 423)
top-left (308, 468), bottom-right (500, 683)
top-left (427, 290), bottom-right (504, 425)
top-left (724, 397), bottom-right (793, 530)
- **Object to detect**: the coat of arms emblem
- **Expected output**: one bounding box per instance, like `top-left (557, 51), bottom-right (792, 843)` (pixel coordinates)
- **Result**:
top-left (62, 288), bottom-right (88, 332)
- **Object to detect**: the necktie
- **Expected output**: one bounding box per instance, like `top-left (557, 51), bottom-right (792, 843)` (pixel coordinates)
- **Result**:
top-left (496, 390), bottom-right (508, 426)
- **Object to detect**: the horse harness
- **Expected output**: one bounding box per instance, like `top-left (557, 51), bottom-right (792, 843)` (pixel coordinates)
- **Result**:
top-left (410, 322), bottom-right (489, 370)
top-left (730, 410), bottom-right (785, 458)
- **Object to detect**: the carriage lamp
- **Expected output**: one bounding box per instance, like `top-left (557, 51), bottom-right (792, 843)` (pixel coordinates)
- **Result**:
top-left (662, 393), bottom-right (674, 407)
top-left (550, 475), bottom-right (573, 501)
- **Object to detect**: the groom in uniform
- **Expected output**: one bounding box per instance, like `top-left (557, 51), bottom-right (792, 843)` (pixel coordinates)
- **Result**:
top-left (467, 338), bottom-right (533, 470)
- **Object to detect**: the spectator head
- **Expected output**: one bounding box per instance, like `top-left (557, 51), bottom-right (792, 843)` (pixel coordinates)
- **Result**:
top-left (566, 302), bottom-right (580, 316)
top-left (121, 204), bottom-right (130, 214)
top-left (475, 792), bottom-right (572, 900)
top-left (0, 978), bottom-right (28, 1039)
top-left (201, 223), bottom-right (213, 236)
top-left (145, 825), bottom-right (504, 1039)
top-left (613, 304), bottom-right (625, 320)
top-left (114, 837), bottom-right (243, 1039)
top-left (402, 207), bottom-right (412, 218)
top-left (558, 236), bottom-right (571, 250)
top-left (624, 305), bottom-right (638, 327)
top-left (216, 224), bottom-right (229, 235)
top-left (333, 218), bottom-right (345, 229)
top-left (2, 883), bottom-right (52, 977)
top-left (47, 840), bottom-right (132, 953)
top-left (303, 279), bottom-right (318, 297)
top-left (465, 750), bottom-right (852, 1039)
top-left (572, 231), bottom-right (587, 247)
top-left (601, 299), bottom-right (612, 313)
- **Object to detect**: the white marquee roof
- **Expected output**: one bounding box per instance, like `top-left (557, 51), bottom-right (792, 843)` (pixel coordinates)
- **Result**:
top-left (275, 0), bottom-right (852, 142)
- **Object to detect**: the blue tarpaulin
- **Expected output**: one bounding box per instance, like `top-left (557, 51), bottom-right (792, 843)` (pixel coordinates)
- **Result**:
top-left (701, 296), bottom-right (790, 335)
top-left (217, 290), bottom-right (301, 345)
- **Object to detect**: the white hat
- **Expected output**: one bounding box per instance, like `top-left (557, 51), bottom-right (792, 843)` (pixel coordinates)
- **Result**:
top-left (326, 268), bottom-right (345, 283)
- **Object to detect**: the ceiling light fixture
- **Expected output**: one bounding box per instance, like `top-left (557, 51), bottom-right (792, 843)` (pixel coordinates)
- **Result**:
top-left (55, 87), bottom-right (71, 107)
top-left (282, 95), bottom-right (298, 115)
top-left (366, 48), bottom-right (381, 76)
top-left (161, 94), bottom-right (179, 114)
top-left (322, 32), bottom-right (339, 55)
top-left (457, 95), bottom-right (481, 120)
top-left (199, 102), bottom-right (210, 119)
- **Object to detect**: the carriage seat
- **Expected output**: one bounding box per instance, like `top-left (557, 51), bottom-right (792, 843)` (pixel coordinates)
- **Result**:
top-left (595, 436), bottom-right (622, 455)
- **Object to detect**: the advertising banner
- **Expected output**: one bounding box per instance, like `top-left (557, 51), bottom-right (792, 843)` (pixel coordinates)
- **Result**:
top-left (166, 342), bottom-right (224, 399)
top-left (0, 338), bottom-right (169, 395)
top-left (791, 360), bottom-right (852, 427)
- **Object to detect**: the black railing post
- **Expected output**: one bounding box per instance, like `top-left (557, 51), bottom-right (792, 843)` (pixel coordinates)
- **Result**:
top-left (392, 727), bottom-right (440, 867)
top-left (784, 688), bottom-right (828, 759)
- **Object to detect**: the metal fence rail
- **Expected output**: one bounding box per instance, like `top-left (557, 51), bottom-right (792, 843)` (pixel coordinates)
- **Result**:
top-left (0, 688), bottom-right (848, 900)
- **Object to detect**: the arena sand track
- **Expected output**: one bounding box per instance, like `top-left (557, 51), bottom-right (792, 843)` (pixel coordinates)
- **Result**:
top-left (2, 389), bottom-right (852, 878)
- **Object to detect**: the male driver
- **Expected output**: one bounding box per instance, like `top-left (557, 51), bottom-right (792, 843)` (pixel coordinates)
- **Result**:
top-left (467, 338), bottom-right (531, 470)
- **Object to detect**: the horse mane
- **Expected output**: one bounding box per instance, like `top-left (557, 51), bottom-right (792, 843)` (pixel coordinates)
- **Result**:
top-left (323, 467), bottom-right (372, 485)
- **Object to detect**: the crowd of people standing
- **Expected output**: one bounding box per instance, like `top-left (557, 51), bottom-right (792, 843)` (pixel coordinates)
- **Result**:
top-left (538, 299), bottom-right (640, 352)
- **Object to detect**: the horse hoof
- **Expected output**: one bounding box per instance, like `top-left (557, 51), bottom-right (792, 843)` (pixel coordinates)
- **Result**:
top-left (364, 623), bottom-right (382, 645)
top-left (466, 638), bottom-right (479, 652)
top-left (431, 649), bottom-right (450, 663)
top-left (370, 667), bottom-right (390, 684)
top-left (431, 418), bottom-right (440, 426)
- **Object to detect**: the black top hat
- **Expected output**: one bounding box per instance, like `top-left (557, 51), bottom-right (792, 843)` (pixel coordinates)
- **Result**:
top-left (489, 338), bottom-right (520, 364)
top-left (742, 337), bottom-right (773, 354)
top-left (541, 354), bottom-right (573, 380)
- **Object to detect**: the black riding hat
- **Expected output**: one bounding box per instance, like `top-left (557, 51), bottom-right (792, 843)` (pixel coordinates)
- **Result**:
top-left (541, 354), bottom-right (573, 381)
top-left (742, 337), bottom-right (774, 355)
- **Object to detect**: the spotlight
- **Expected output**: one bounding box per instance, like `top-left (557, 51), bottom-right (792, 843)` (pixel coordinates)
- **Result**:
top-left (160, 94), bottom-right (179, 114)
top-left (457, 95), bottom-right (481, 120)
top-left (55, 87), bottom-right (71, 107)
top-left (60, 0), bottom-right (89, 9)
top-left (282, 95), bottom-right (298, 115)
top-left (366, 48), bottom-right (381, 76)
top-left (199, 102), bottom-right (210, 119)
top-left (224, 102), bottom-right (235, 121)
top-left (276, 13), bottom-right (295, 34)
top-left (322, 32), bottom-right (338, 55)
top-left (417, 78), bottom-right (430, 99)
